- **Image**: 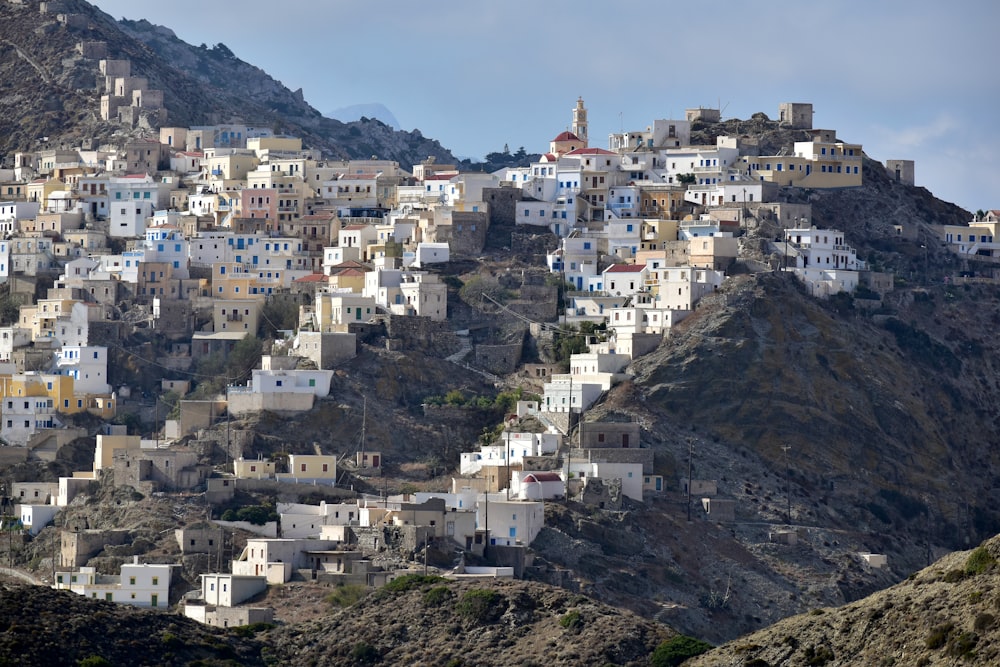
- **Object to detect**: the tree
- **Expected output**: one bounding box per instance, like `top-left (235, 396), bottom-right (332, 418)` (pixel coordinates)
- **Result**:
top-left (650, 635), bottom-right (713, 666)
top-left (259, 296), bottom-right (300, 338)
top-left (677, 173), bottom-right (696, 185)
top-left (226, 334), bottom-right (263, 385)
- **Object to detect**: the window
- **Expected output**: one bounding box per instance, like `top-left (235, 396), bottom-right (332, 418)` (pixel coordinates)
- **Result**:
top-left (129, 577), bottom-right (136, 586)
top-left (152, 577), bottom-right (159, 586)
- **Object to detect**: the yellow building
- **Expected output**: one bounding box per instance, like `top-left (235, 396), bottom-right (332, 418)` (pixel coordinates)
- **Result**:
top-left (233, 457), bottom-right (276, 480)
top-left (741, 139), bottom-right (863, 189)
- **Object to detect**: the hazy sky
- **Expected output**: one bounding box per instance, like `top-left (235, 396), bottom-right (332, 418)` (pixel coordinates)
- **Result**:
top-left (93, 1), bottom-right (998, 213)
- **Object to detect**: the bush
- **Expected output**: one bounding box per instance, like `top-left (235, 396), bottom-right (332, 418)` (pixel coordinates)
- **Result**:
top-left (382, 574), bottom-right (444, 595)
top-left (326, 584), bottom-right (368, 608)
top-left (422, 586), bottom-right (453, 607)
top-left (455, 589), bottom-right (503, 625)
top-left (559, 609), bottom-right (583, 631)
top-left (650, 635), bottom-right (713, 667)
top-left (78, 657), bottom-right (112, 667)
top-left (228, 622), bottom-right (275, 637)
top-left (965, 546), bottom-right (996, 576)
top-left (350, 641), bottom-right (380, 665)
top-left (926, 622), bottom-right (954, 649)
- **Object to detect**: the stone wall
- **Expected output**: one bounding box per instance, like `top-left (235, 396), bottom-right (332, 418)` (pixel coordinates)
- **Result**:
top-left (482, 186), bottom-right (523, 251)
top-left (382, 315), bottom-right (459, 357)
top-left (297, 331), bottom-right (357, 369)
top-left (474, 342), bottom-right (523, 376)
top-left (61, 529), bottom-right (130, 568)
top-left (352, 524), bottom-right (432, 557)
top-left (449, 211), bottom-right (489, 257)
top-left (574, 446), bottom-right (655, 474)
top-left (512, 231), bottom-right (559, 261)
top-left (228, 391), bottom-right (315, 416)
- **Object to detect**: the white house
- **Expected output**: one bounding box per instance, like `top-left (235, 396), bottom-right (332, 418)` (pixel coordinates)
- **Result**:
top-left (55, 346), bottom-right (111, 395)
top-left (107, 175), bottom-right (164, 237)
top-left (783, 227), bottom-right (863, 297)
top-left (227, 368), bottom-right (334, 415)
top-left (198, 573), bottom-right (267, 607)
top-left (569, 461), bottom-right (644, 501)
top-left (459, 432), bottom-right (560, 475)
top-left (1, 393), bottom-right (61, 446)
top-left (231, 538), bottom-right (337, 583)
top-left (510, 471), bottom-right (565, 501)
top-left (54, 557), bottom-right (173, 608)
top-left (409, 242), bottom-right (450, 268)
top-left (475, 496), bottom-right (544, 547)
top-left (542, 375), bottom-right (604, 414)
top-left (602, 263), bottom-right (648, 298)
top-left (17, 504), bottom-right (60, 536)
top-left (278, 501), bottom-right (360, 539)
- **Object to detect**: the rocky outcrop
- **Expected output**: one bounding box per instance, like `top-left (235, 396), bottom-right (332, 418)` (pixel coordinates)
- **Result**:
top-left (689, 534), bottom-right (1000, 666)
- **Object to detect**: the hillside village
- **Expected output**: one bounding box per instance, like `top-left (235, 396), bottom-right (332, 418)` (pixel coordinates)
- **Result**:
top-left (0, 18), bottom-right (993, 641)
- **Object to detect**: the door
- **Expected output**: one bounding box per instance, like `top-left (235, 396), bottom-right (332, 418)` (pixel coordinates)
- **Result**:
top-left (150, 594), bottom-right (158, 608)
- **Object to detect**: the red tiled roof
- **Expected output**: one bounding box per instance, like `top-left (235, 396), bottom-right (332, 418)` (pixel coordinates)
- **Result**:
top-left (294, 273), bottom-right (328, 283)
top-left (552, 131), bottom-right (581, 142)
top-left (525, 472), bottom-right (562, 483)
top-left (604, 263), bottom-right (644, 273)
top-left (565, 147), bottom-right (616, 156)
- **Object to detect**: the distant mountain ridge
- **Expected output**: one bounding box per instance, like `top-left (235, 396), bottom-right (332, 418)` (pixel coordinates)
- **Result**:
top-left (327, 103), bottom-right (401, 130)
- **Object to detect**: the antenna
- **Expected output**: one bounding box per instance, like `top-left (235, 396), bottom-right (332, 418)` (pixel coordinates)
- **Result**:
top-left (781, 445), bottom-right (792, 524)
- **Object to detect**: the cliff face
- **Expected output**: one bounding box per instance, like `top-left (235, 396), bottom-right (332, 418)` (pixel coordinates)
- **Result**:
top-left (0, 0), bottom-right (454, 167)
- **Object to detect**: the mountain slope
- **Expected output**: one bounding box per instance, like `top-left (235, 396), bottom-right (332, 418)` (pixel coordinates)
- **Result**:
top-left (687, 533), bottom-right (1000, 666)
top-left (0, 0), bottom-right (454, 167)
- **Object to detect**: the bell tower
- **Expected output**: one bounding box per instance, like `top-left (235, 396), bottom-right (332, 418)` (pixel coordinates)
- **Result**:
top-left (572, 97), bottom-right (588, 147)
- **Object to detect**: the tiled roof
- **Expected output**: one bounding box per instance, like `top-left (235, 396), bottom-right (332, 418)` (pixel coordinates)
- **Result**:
top-left (565, 147), bottom-right (616, 156)
top-left (552, 131), bottom-right (581, 142)
top-left (604, 263), bottom-right (644, 273)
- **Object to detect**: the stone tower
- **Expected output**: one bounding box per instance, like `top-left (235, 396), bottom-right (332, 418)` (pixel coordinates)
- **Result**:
top-left (885, 160), bottom-right (915, 186)
top-left (572, 97), bottom-right (588, 147)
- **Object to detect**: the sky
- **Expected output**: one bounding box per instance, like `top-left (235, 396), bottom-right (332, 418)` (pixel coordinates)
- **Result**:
top-left (92, 1), bottom-right (999, 213)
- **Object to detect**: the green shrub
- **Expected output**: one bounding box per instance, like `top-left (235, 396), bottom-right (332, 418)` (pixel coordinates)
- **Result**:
top-left (650, 635), bottom-right (713, 667)
top-left (350, 641), bottom-right (380, 665)
top-left (422, 585), bottom-right (453, 607)
top-left (946, 631), bottom-right (978, 659)
top-left (804, 644), bottom-right (834, 665)
top-left (926, 622), bottom-right (954, 649)
top-left (455, 589), bottom-right (503, 625)
top-left (974, 613), bottom-right (995, 632)
top-left (559, 609), bottom-right (583, 631)
top-left (228, 622), bottom-right (275, 637)
top-left (943, 569), bottom-right (966, 583)
top-left (326, 584), bottom-right (368, 608)
top-left (965, 546), bottom-right (996, 576)
top-left (78, 657), bottom-right (112, 667)
top-left (382, 574), bottom-right (444, 594)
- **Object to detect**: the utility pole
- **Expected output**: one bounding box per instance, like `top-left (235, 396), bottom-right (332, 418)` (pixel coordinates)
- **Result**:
top-left (686, 438), bottom-right (694, 522)
top-left (782, 445), bottom-right (792, 524)
top-left (505, 431), bottom-right (510, 501)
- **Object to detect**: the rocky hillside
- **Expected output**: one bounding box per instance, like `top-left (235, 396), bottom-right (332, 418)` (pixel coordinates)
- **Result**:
top-left (263, 577), bottom-right (672, 667)
top-left (0, 578), bottom-right (673, 667)
top-left (0, 584), bottom-right (265, 666)
top-left (0, 0), bottom-right (454, 166)
top-left (688, 533), bottom-right (1000, 666)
